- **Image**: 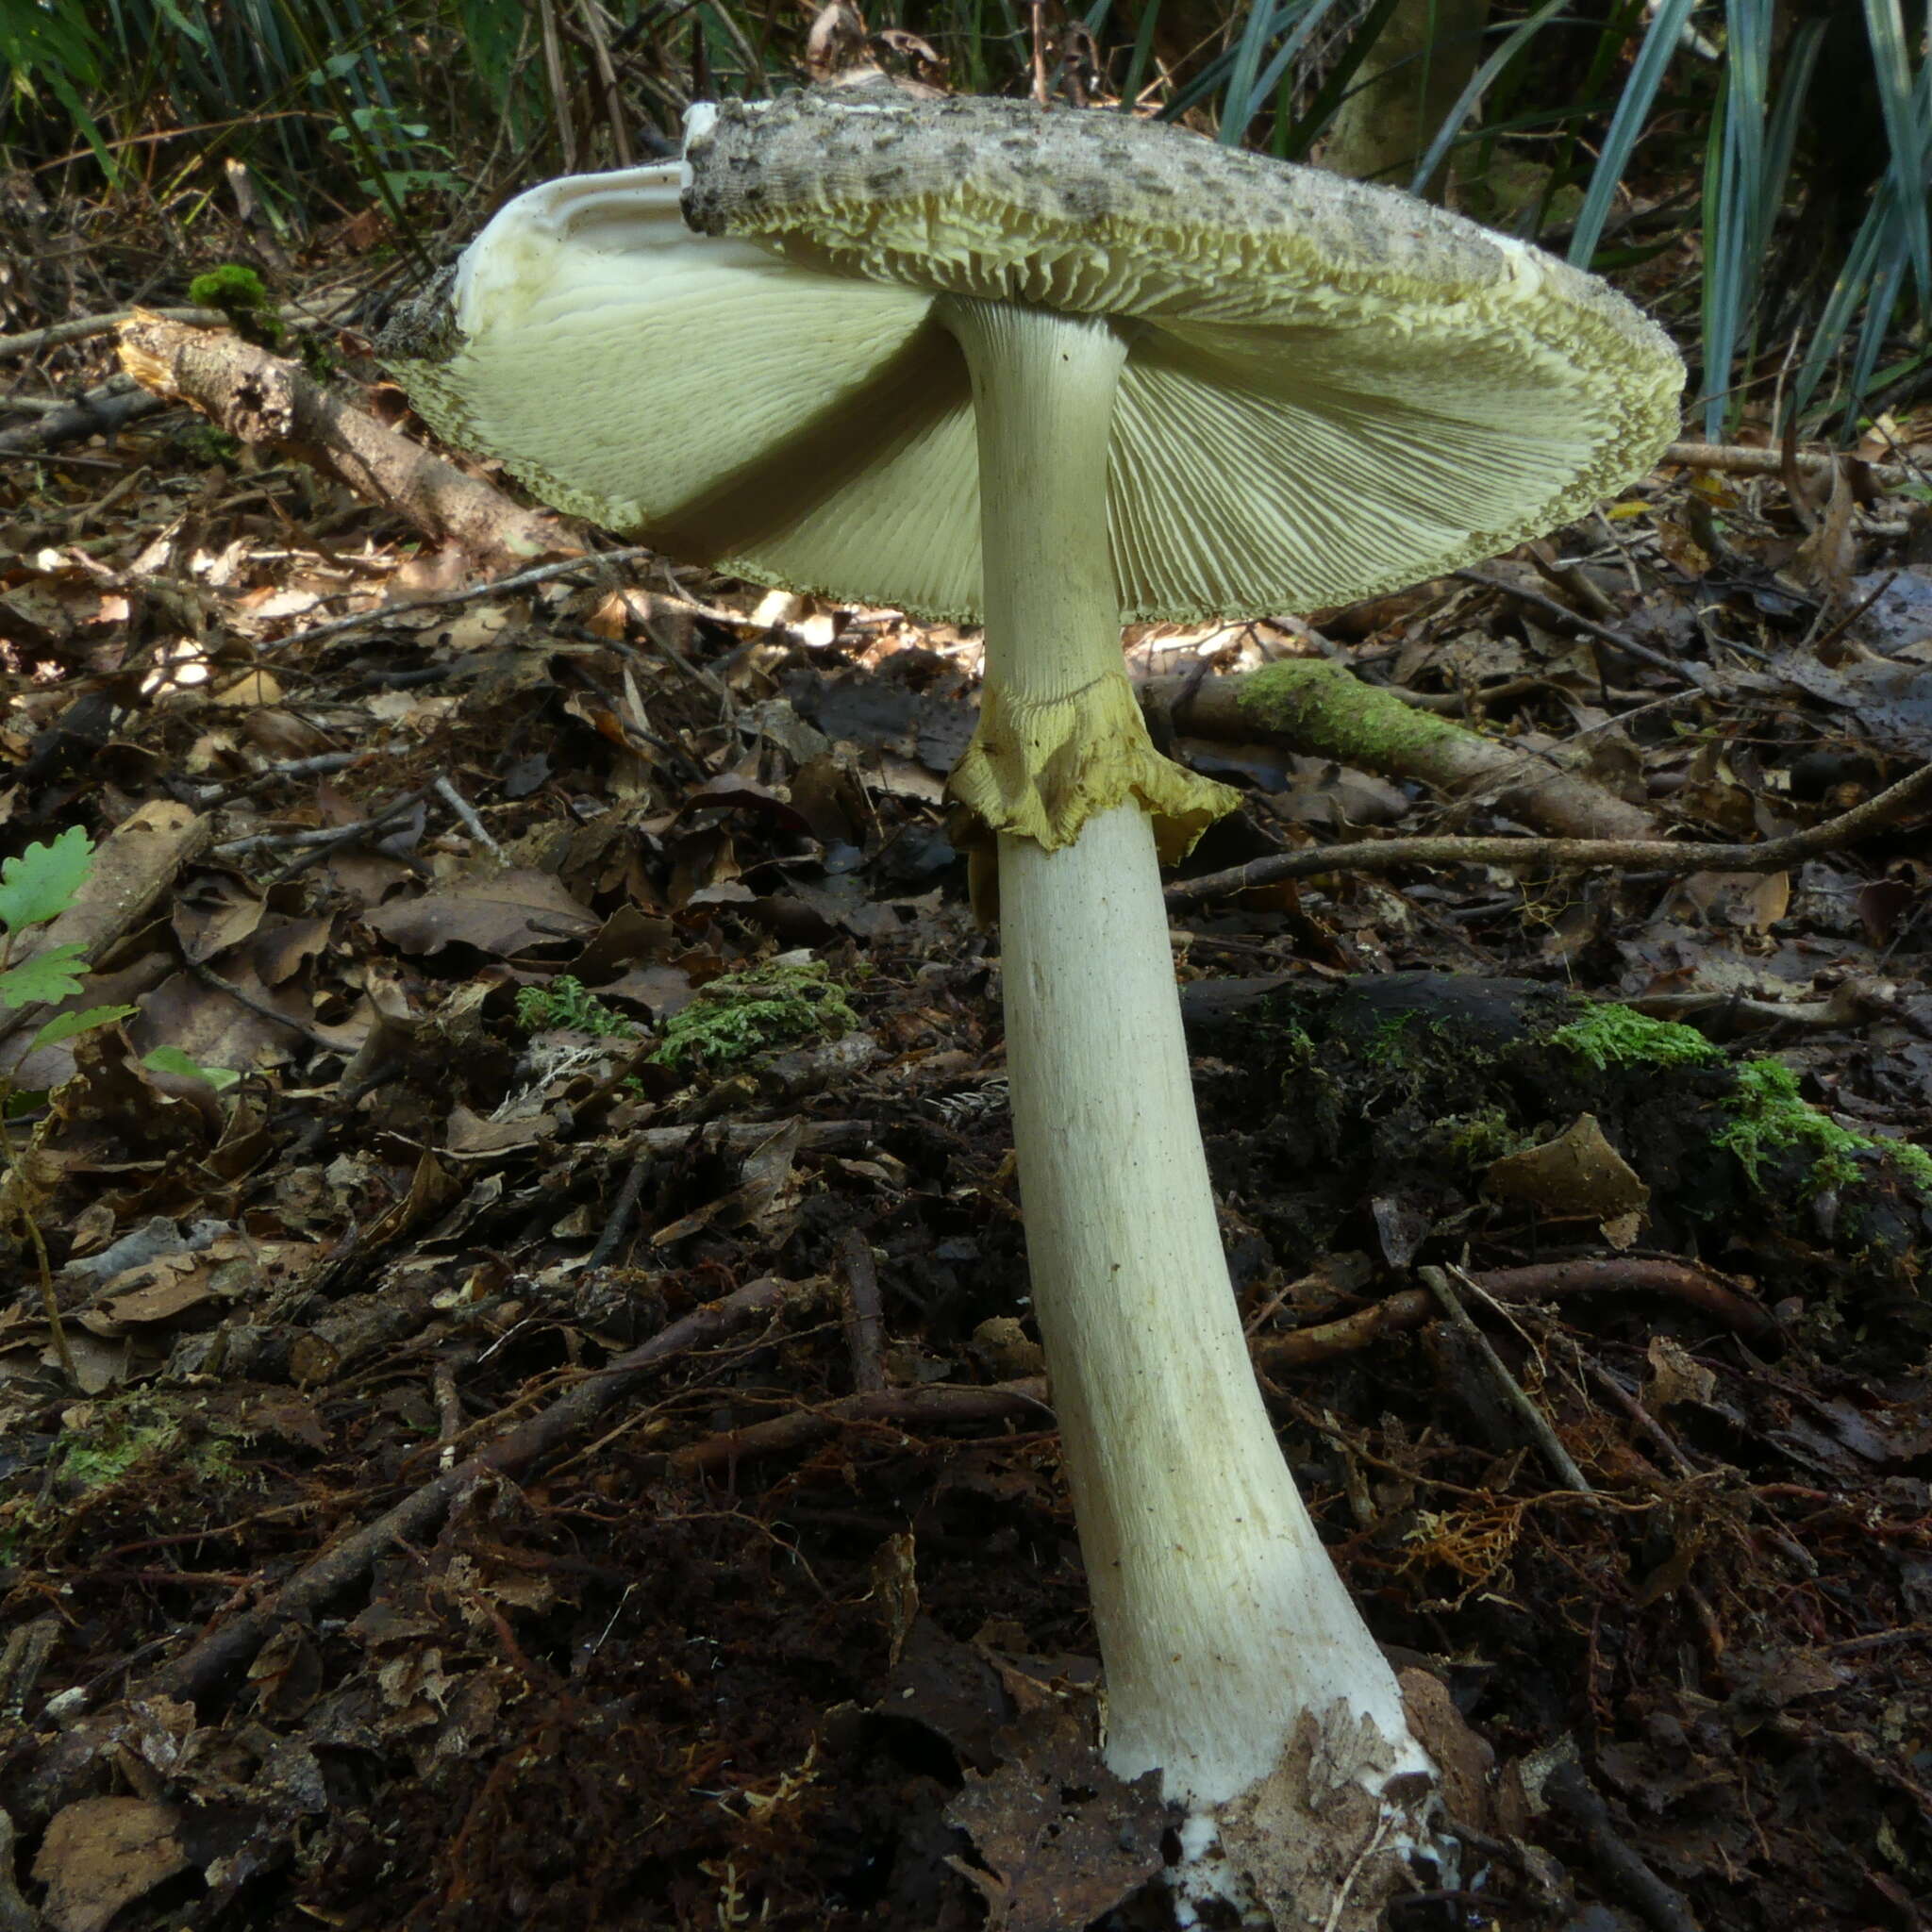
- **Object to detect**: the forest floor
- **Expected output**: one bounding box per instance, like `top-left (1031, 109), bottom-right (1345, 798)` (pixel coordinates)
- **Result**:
top-left (1, 201), bottom-right (1931, 1932)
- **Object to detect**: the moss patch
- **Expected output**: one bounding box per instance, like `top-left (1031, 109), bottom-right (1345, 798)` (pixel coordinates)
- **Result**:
top-left (1716, 1057), bottom-right (1930, 1198)
top-left (517, 975), bottom-right (637, 1041)
top-left (1549, 1005), bottom-right (1723, 1072)
top-left (53, 1397), bottom-right (247, 1494)
top-left (651, 959), bottom-right (857, 1069)
top-left (1185, 973), bottom-right (1925, 1336)
top-left (1235, 658), bottom-right (1470, 767)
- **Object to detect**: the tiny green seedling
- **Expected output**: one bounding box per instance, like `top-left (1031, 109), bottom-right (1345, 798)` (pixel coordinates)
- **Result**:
top-left (0, 828), bottom-right (238, 1382)
top-left (0, 826), bottom-right (136, 1045)
top-left (325, 102), bottom-right (463, 201)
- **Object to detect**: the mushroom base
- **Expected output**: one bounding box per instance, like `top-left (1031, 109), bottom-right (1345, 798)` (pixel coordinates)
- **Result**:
top-left (1173, 1704), bottom-right (1441, 1931)
top-left (948, 669), bottom-right (1237, 861)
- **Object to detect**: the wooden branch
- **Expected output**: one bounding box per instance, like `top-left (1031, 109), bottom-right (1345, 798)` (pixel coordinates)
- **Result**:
top-left (147, 1275), bottom-right (801, 1707)
top-left (0, 385), bottom-right (166, 457)
top-left (1167, 758), bottom-right (1932, 908)
top-left (1255, 1257), bottom-right (1778, 1372)
top-left (669, 1378), bottom-right (1053, 1474)
top-left (1665, 440), bottom-right (1918, 492)
top-left (115, 313), bottom-right (573, 566)
top-left (0, 305), bottom-right (228, 360)
top-left (1144, 658), bottom-right (1658, 843)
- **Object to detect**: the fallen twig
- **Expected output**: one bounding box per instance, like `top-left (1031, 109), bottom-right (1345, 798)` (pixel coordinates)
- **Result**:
top-left (1424, 1266), bottom-right (1594, 1491)
top-left (211, 789), bottom-right (430, 863)
top-left (261, 547), bottom-right (757, 658)
top-left (117, 313), bottom-right (568, 565)
top-left (1665, 439), bottom-right (1918, 492)
top-left (669, 1377), bottom-right (1053, 1474)
top-left (1452, 568), bottom-right (1702, 684)
top-left (1254, 1257), bottom-right (1778, 1372)
top-left (837, 1226), bottom-right (889, 1393)
top-left (1475, 1260), bottom-right (1780, 1341)
top-left (0, 385), bottom-right (167, 457)
top-left (1167, 758), bottom-right (1932, 909)
top-left (1145, 658), bottom-right (1657, 843)
top-left (0, 305), bottom-right (228, 359)
top-left (587, 1150), bottom-right (654, 1270)
top-left (1541, 1757), bottom-right (1703, 1932)
top-left (432, 774), bottom-right (502, 855)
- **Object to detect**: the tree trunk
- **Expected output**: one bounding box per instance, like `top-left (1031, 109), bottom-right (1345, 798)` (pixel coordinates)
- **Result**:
top-left (1320, 0), bottom-right (1491, 201)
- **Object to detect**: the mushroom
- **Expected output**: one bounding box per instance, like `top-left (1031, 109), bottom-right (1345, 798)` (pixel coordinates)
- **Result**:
top-left (381, 82), bottom-right (1681, 1926)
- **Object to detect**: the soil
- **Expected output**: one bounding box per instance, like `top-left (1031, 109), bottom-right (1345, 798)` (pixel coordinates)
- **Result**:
top-left (2, 283), bottom-right (1931, 1932)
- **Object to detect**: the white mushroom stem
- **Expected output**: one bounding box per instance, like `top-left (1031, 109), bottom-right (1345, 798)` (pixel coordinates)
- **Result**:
top-left (941, 297), bottom-right (1433, 1834)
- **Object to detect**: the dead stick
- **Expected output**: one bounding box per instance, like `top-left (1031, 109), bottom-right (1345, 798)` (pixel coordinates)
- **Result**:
top-left (1665, 439), bottom-right (1915, 491)
top-left (148, 1275), bottom-right (799, 1707)
top-left (1255, 1258), bottom-right (1776, 1372)
top-left (0, 387), bottom-right (167, 457)
top-left (671, 1379), bottom-right (1052, 1474)
top-left (1146, 660), bottom-right (1657, 842)
top-left (1478, 1259), bottom-right (1778, 1341)
top-left (1423, 1266), bottom-right (1594, 1492)
top-left (1542, 1758), bottom-right (1703, 1932)
top-left (837, 1228), bottom-right (889, 1393)
top-left (117, 313), bottom-right (567, 566)
top-left (1453, 568), bottom-right (1694, 682)
top-left (675, 1251), bottom-right (1780, 1474)
top-left (0, 306), bottom-right (229, 359)
top-left (1168, 758), bottom-right (1932, 909)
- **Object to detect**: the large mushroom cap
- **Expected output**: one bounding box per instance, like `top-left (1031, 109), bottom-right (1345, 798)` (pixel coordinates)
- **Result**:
top-left (382, 82), bottom-right (1682, 624)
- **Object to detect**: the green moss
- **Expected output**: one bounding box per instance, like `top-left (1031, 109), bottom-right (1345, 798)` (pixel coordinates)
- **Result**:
top-left (1545, 1010), bottom-right (1926, 1201)
top-left (188, 263), bottom-right (284, 348)
top-left (651, 959), bottom-right (857, 1070)
top-left (1362, 1011), bottom-right (1417, 1067)
top-left (517, 975), bottom-right (636, 1040)
top-left (1236, 658), bottom-right (1457, 767)
top-left (174, 421), bottom-right (244, 466)
top-left (1550, 1005), bottom-right (1723, 1073)
top-left (55, 1415), bottom-right (180, 1492)
top-left (1714, 1058), bottom-right (1929, 1198)
top-left (1441, 1107), bottom-right (1522, 1165)
top-left (52, 1397), bottom-right (248, 1495)
top-left (188, 263), bottom-right (270, 311)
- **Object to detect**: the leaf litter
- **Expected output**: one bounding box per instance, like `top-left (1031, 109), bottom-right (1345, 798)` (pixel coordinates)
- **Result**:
top-left (0, 240), bottom-right (1929, 1932)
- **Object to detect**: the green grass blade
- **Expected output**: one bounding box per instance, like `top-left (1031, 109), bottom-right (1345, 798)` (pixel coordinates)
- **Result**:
top-left (1790, 188), bottom-right (1894, 428)
top-left (1119, 0), bottom-right (1163, 109)
top-left (1760, 15), bottom-right (1826, 260)
top-left (1276, 0), bottom-right (1403, 155)
top-left (1844, 248), bottom-right (1909, 433)
top-left (1220, 0), bottom-right (1285, 142)
top-left (1862, 0), bottom-right (1931, 302)
top-left (1699, 0), bottom-right (1772, 439)
top-left (1406, 0), bottom-right (1568, 199)
top-left (1241, 0), bottom-right (1352, 144)
top-left (1567, 0), bottom-right (1696, 267)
